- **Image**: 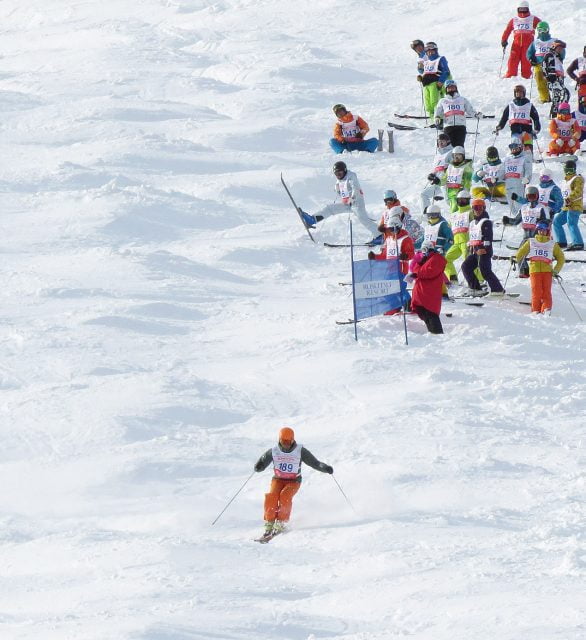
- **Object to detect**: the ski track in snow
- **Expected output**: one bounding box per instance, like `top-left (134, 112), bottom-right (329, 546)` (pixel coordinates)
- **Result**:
top-left (0, 1), bottom-right (585, 639)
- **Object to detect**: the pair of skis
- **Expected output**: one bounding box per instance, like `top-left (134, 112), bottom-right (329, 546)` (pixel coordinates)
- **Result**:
top-left (254, 528), bottom-right (286, 544)
top-left (281, 175), bottom-right (377, 247)
top-left (393, 113), bottom-right (495, 120)
top-left (387, 121), bottom-right (479, 135)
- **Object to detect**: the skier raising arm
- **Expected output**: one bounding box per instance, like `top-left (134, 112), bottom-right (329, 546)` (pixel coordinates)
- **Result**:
top-left (501, 1), bottom-right (541, 79)
top-left (254, 427), bottom-right (333, 541)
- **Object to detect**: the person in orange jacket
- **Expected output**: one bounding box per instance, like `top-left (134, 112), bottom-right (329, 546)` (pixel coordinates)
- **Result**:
top-left (330, 104), bottom-right (378, 153)
top-left (515, 219), bottom-right (565, 314)
top-left (547, 102), bottom-right (581, 156)
top-left (254, 427), bottom-right (333, 539)
top-left (501, 1), bottom-right (541, 79)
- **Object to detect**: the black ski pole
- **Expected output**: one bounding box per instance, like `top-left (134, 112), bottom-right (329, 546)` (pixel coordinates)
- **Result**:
top-left (501, 256), bottom-right (515, 294)
top-left (211, 470), bottom-right (255, 525)
top-left (420, 84), bottom-right (428, 125)
top-left (471, 115), bottom-right (480, 164)
top-left (555, 277), bottom-right (583, 322)
top-left (534, 136), bottom-right (551, 171)
top-left (332, 474), bottom-right (357, 514)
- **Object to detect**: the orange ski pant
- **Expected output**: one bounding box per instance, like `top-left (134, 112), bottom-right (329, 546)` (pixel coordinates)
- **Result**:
top-left (264, 478), bottom-right (300, 522)
top-left (548, 139), bottom-right (580, 155)
top-left (530, 271), bottom-right (552, 312)
top-left (506, 39), bottom-right (532, 79)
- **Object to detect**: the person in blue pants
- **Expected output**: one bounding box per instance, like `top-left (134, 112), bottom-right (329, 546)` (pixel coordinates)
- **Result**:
top-left (329, 104), bottom-right (378, 153)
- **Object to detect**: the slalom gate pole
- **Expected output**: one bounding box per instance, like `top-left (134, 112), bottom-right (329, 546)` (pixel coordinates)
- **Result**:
top-left (471, 115), bottom-right (480, 164)
top-left (211, 470), bottom-right (255, 525)
top-left (498, 46), bottom-right (506, 78)
top-left (555, 278), bottom-right (584, 322)
top-left (394, 234), bottom-right (409, 346)
top-left (349, 220), bottom-right (359, 341)
top-left (332, 474), bottom-right (357, 514)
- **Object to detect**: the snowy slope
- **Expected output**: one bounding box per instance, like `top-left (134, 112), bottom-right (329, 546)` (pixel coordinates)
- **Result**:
top-left (0, 1), bottom-right (585, 639)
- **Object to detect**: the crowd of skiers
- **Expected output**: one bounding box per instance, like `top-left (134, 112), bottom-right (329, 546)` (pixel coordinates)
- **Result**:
top-left (252, 5), bottom-right (584, 540)
top-left (300, 1), bottom-right (584, 334)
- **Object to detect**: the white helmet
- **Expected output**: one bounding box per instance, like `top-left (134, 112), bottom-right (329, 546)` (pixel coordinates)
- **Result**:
top-left (456, 190), bottom-right (471, 199)
top-left (426, 204), bottom-right (441, 217)
top-left (452, 146), bottom-right (465, 156)
top-left (518, 1), bottom-right (529, 8)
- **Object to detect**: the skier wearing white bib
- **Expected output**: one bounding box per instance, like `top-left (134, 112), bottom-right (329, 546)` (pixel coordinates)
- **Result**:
top-left (434, 80), bottom-right (480, 148)
top-left (299, 161), bottom-right (378, 236)
top-left (421, 132), bottom-right (453, 212)
top-left (254, 427), bottom-right (333, 539)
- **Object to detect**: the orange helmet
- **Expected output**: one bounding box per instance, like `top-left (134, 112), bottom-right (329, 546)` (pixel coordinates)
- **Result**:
top-left (471, 198), bottom-right (486, 209)
top-left (279, 427), bottom-right (295, 445)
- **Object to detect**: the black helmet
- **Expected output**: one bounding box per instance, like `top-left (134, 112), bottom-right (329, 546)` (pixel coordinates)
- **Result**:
top-left (333, 161), bottom-right (347, 175)
top-left (410, 39), bottom-right (424, 50)
top-left (486, 146), bottom-right (500, 161)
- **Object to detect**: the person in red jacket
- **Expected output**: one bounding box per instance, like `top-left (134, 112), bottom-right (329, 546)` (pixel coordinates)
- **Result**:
top-left (405, 242), bottom-right (447, 334)
top-left (501, 1), bottom-right (541, 79)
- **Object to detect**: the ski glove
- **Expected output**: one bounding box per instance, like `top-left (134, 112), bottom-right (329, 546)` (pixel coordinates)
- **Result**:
top-left (510, 256), bottom-right (517, 264)
top-left (554, 273), bottom-right (562, 282)
top-left (501, 41), bottom-right (507, 50)
top-left (502, 215), bottom-right (511, 225)
top-left (555, 138), bottom-right (564, 147)
top-left (510, 193), bottom-right (518, 201)
top-left (254, 461), bottom-right (263, 472)
top-left (355, 131), bottom-right (364, 139)
top-left (321, 464), bottom-right (334, 474)
top-left (428, 173), bottom-right (441, 185)
top-left (367, 251), bottom-right (376, 260)
top-left (404, 273), bottom-right (416, 284)
top-left (417, 75), bottom-right (423, 83)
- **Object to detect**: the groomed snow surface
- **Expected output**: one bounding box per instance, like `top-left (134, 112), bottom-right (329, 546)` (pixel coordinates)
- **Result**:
top-left (1, 1), bottom-right (585, 639)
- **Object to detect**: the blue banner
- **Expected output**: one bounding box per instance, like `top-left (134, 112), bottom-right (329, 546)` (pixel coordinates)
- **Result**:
top-left (352, 259), bottom-right (408, 321)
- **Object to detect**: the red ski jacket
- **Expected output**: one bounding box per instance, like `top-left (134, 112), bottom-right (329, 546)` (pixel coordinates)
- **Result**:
top-left (411, 251), bottom-right (447, 315)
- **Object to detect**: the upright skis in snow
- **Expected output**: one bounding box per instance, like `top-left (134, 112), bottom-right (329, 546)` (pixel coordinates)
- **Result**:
top-left (280, 173), bottom-right (315, 242)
